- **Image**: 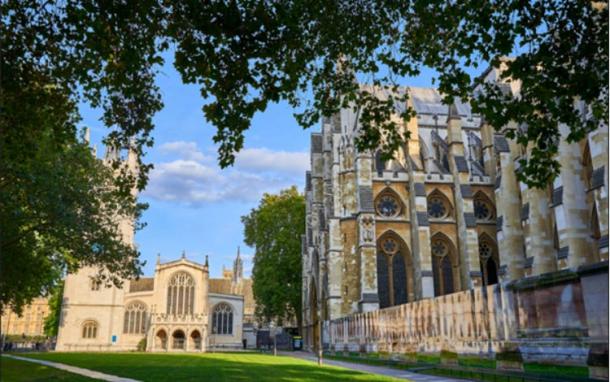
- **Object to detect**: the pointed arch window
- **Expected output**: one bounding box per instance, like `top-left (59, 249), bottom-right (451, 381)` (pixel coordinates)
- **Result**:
top-left (478, 238), bottom-right (499, 286)
top-left (431, 236), bottom-right (456, 296)
top-left (166, 272), bottom-right (195, 315)
top-left (212, 303), bottom-right (233, 335)
top-left (474, 193), bottom-right (495, 222)
top-left (123, 301), bottom-right (147, 334)
top-left (375, 193), bottom-right (401, 218)
top-left (427, 192), bottom-right (452, 220)
top-left (377, 234), bottom-right (410, 308)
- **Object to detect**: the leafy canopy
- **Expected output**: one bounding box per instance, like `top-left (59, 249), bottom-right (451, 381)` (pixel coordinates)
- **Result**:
top-left (2, 0), bottom-right (606, 309)
top-left (6, 1), bottom-right (606, 188)
top-left (242, 187), bottom-right (305, 326)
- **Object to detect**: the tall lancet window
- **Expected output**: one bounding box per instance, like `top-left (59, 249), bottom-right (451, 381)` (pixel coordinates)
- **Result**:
top-left (166, 272), bottom-right (195, 315)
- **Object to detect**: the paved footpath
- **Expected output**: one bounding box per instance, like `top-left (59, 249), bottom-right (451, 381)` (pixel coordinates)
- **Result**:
top-left (2, 354), bottom-right (141, 382)
top-left (283, 351), bottom-right (471, 382)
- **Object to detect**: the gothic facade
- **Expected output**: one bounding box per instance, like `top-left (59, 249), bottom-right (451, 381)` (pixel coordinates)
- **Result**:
top-left (302, 65), bottom-right (608, 348)
top-left (56, 250), bottom-right (254, 352)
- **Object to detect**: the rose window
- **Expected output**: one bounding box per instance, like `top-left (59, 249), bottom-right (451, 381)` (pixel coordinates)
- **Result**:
top-left (479, 241), bottom-right (493, 259)
top-left (382, 238), bottom-right (399, 255)
top-left (474, 198), bottom-right (493, 221)
top-left (431, 240), bottom-right (448, 257)
top-left (376, 195), bottom-right (400, 217)
top-left (427, 196), bottom-right (448, 219)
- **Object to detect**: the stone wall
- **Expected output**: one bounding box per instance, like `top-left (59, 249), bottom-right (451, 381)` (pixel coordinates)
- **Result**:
top-left (323, 261), bottom-right (608, 368)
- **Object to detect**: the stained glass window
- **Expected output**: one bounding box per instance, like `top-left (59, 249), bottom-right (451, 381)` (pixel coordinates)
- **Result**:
top-left (431, 240), bottom-right (448, 257)
top-left (212, 303), bottom-right (233, 335)
top-left (166, 272), bottom-right (195, 315)
top-left (382, 238), bottom-right (399, 254)
top-left (376, 194), bottom-right (400, 217)
top-left (474, 198), bottom-right (493, 221)
top-left (428, 196), bottom-right (448, 219)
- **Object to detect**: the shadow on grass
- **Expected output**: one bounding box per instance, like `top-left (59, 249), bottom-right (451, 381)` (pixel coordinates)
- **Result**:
top-left (19, 352), bottom-right (400, 382)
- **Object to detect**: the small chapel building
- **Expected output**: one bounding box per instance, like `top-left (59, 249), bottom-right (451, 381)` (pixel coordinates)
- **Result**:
top-left (56, 249), bottom-right (256, 352)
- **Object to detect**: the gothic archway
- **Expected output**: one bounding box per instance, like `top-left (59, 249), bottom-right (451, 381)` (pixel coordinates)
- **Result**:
top-left (172, 329), bottom-right (186, 350)
top-left (190, 330), bottom-right (202, 350)
top-left (155, 329), bottom-right (167, 350)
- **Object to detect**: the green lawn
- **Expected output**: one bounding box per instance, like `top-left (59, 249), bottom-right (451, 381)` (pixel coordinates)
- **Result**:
top-left (16, 352), bottom-right (405, 382)
top-left (1, 357), bottom-right (98, 381)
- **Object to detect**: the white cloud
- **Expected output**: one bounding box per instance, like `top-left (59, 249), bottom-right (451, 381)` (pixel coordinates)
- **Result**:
top-left (159, 141), bottom-right (209, 162)
top-left (143, 142), bottom-right (306, 206)
top-left (235, 148), bottom-right (308, 176)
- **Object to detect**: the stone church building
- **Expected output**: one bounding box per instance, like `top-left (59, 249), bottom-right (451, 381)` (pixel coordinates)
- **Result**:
top-left (302, 62), bottom-right (608, 368)
top-left (56, 249), bottom-right (255, 352)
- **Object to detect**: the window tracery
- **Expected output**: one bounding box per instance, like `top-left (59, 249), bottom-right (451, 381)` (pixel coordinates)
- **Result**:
top-left (474, 195), bottom-right (495, 221)
top-left (166, 272), bottom-right (195, 315)
top-left (212, 303), bottom-right (233, 335)
top-left (123, 301), bottom-right (147, 334)
top-left (427, 193), bottom-right (451, 220)
top-left (376, 194), bottom-right (401, 217)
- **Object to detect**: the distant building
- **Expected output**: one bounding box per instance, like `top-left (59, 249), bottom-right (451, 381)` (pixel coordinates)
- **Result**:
top-left (56, 249), bottom-right (256, 352)
top-left (1, 298), bottom-right (50, 337)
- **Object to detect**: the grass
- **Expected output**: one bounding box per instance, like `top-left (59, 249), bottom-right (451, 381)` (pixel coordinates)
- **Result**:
top-left (17, 352), bottom-right (406, 382)
top-left (523, 363), bottom-right (589, 379)
top-left (1, 357), bottom-right (98, 381)
top-left (324, 352), bottom-right (591, 382)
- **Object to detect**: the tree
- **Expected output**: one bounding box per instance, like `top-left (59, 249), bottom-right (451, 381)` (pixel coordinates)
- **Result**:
top-left (43, 281), bottom-right (64, 338)
top-left (242, 187), bottom-right (305, 328)
top-left (3, 0), bottom-right (606, 308)
top-left (5, 1), bottom-right (606, 186)
top-left (168, 0), bottom-right (607, 187)
top-left (2, 1), bottom-right (153, 312)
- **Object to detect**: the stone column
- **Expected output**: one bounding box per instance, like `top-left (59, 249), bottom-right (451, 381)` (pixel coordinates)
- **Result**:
top-left (495, 131), bottom-right (525, 281)
top-left (403, 113), bottom-right (434, 299)
top-left (557, 124), bottom-right (597, 267)
top-left (446, 105), bottom-right (481, 289)
top-left (356, 151), bottom-right (379, 312)
top-left (527, 187), bottom-right (557, 275)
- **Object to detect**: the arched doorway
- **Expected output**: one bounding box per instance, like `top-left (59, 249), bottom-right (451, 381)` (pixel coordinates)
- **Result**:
top-left (430, 233), bottom-right (459, 296)
top-left (172, 329), bottom-right (186, 350)
top-left (155, 329), bottom-right (168, 350)
top-left (190, 330), bottom-right (202, 350)
top-left (377, 231), bottom-right (413, 308)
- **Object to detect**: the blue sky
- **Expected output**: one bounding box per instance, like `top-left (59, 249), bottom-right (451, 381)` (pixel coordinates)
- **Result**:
top-left (80, 53), bottom-right (462, 279)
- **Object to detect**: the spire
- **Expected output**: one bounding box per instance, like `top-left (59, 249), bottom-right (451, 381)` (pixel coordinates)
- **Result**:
top-left (205, 255), bottom-right (209, 268)
top-left (156, 253), bottom-right (161, 265)
top-left (181, 250), bottom-right (186, 259)
top-left (233, 246), bottom-right (244, 283)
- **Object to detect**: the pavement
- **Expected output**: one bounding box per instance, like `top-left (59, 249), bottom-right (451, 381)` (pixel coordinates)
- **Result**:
top-left (2, 354), bottom-right (141, 382)
top-left (282, 351), bottom-right (471, 382)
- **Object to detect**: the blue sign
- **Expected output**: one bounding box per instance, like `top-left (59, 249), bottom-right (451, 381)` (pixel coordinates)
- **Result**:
top-left (112, 335), bottom-right (117, 343)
